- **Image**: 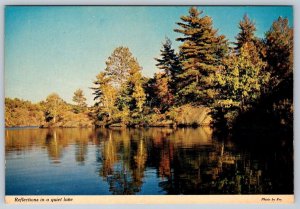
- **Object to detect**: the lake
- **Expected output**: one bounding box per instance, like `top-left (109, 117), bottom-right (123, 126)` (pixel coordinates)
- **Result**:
top-left (5, 127), bottom-right (293, 195)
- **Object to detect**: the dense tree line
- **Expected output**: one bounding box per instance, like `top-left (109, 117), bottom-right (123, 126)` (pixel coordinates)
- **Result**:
top-left (92, 7), bottom-right (293, 130)
top-left (5, 98), bottom-right (44, 127)
top-left (5, 90), bottom-right (92, 127)
top-left (6, 7), bottom-right (293, 132)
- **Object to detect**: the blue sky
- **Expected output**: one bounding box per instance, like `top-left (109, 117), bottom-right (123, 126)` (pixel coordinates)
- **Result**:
top-left (5, 6), bottom-right (293, 105)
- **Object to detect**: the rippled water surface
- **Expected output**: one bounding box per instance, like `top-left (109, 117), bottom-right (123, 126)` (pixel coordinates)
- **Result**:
top-left (5, 127), bottom-right (293, 195)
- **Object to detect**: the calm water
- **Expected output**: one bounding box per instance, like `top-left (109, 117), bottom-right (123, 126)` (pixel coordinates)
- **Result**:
top-left (5, 127), bottom-right (293, 195)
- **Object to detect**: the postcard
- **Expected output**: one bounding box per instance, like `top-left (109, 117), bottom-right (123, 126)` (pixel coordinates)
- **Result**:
top-left (4, 5), bottom-right (294, 204)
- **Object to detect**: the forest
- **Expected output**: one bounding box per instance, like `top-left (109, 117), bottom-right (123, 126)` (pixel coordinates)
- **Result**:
top-left (5, 7), bottom-right (293, 135)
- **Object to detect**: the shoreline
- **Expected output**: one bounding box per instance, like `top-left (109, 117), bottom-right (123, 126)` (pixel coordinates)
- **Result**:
top-left (5, 124), bottom-right (212, 130)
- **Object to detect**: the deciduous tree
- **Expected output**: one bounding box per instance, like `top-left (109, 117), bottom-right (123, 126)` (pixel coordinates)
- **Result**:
top-left (104, 47), bottom-right (136, 89)
top-left (72, 89), bottom-right (87, 113)
top-left (214, 42), bottom-right (269, 126)
top-left (92, 72), bottom-right (117, 121)
top-left (44, 93), bottom-right (68, 123)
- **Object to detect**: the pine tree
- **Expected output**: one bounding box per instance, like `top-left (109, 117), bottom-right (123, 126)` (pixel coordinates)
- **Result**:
top-left (143, 77), bottom-right (160, 110)
top-left (235, 14), bottom-right (267, 59)
top-left (262, 17), bottom-right (293, 129)
top-left (235, 14), bottom-right (256, 50)
top-left (155, 38), bottom-right (181, 92)
top-left (174, 7), bottom-right (228, 105)
top-left (213, 14), bottom-right (272, 127)
top-left (265, 17), bottom-right (293, 87)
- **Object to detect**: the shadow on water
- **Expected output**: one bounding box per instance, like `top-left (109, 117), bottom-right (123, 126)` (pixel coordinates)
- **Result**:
top-left (204, 73), bottom-right (294, 195)
top-left (227, 120), bottom-right (293, 195)
top-left (225, 74), bottom-right (294, 194)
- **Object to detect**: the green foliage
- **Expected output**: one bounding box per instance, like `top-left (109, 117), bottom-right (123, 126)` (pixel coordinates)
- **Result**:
top-left (92, 46), bottom-right (146, 126)
top-left (143, 77), bottom-right (160, 110)
top-left (5, 7), bottom-right (293, 132)
top-left (127, 59), bottom-right (146, 113)
top-left (234, 17), bottom-right (292, 132)
top-left (153, 38), bottom-right (182, 110)
top-left (218, 43), bottom-right (268, 109)
top-left (265, 17), bottom-right (293, 87)
top-left (43, 93), bottom-right (69, 123)
top-left (174, 7), bottom-right (228, 104)
top-left (155, 38), bottom-right (181, 106)
top-left (155, 38), bottom-right (181, 82)
top-left (235, 14), bottom-right (267, 64)
top-left (210, 13), bottom-right (273, 128)
top-left (92, 72), bottom-right (118, 121)
top-left (5, 95), bottom-right (93, 128)
top-left (214, 43), bottom-right (269, 127)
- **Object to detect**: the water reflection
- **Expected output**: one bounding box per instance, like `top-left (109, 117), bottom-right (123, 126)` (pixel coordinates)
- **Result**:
top-left (5, 127), bottom-right (293, 195)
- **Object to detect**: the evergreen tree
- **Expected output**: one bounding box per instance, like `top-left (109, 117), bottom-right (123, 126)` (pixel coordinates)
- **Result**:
top-left (235, 14), bottom-right (256, 50)
top-left (212, 13), bottom-right (270, 127)
top-left (265, 17), bottom-right (293, 87)
top-left (174, 7), bottom-right (228, 105)
top-left (143, 77), bottom-right (160, 110)
top-left (155, 38), bottom-right (181, 91)
top-left (235, 14), bottom-right (266, 59)
top-left (72, 89), bottom-right (87, 113)
top-left (261, 17), bottom-right (293, 130)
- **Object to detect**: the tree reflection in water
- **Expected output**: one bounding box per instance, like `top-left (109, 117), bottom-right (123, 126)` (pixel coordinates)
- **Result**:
top-left (5, 127), bottom-right (293, 194)
top-left (95, 127), bottom-right (292, 194)
top-left (96, 129), bottom-right (147, 194)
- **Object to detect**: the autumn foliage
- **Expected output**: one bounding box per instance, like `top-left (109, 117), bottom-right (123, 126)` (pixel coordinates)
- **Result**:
top-left (5, 7), bottom-right (293, 132)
